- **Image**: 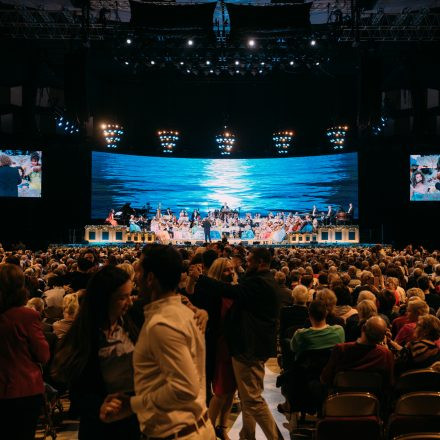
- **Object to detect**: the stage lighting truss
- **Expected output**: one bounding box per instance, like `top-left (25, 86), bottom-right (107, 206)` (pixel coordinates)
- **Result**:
top-left (216, 127), bottom-right (236, 156)
top-left (326, 125), bottom-right (348, 150)
top-left (273, 130), bottom-right (295, 154)
top-left (158, 130), bottom-right (179, 154)
top-left (55, 115), bottom-right (80, 135)
top-left (102, 123), bottom-right (124, 149)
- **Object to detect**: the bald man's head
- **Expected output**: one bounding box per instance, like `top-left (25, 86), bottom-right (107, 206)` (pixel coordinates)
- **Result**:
top-left (363, 316), bottom-right (388, 345)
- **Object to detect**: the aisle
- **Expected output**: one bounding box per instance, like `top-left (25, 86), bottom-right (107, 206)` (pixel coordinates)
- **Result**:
top-left (228, 366), bottom-right (290, 440)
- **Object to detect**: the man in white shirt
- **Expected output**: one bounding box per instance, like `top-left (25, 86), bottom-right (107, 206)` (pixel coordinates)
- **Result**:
top-left (100, 244), bottom-right (215, 440)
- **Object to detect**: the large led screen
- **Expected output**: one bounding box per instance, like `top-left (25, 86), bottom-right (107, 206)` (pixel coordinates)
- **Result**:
top-left (92, 151), bottom-right (358, 219)
top-left (0, 150), bottom-right (42, 198)
top-left (410, 155), bottom-right (440, 201)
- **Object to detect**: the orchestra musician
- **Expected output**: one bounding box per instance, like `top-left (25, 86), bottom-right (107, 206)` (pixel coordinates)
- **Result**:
top-left (105, 209), bottom-right (118, 226)
top-left (347, 203), bottom-right (353, 222)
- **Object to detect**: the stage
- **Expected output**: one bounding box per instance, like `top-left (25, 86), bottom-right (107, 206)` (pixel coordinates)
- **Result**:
top-left (83, 224), bottom-right (361, 246)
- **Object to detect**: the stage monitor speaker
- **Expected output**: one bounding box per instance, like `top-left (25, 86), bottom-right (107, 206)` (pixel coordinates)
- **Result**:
top-left (253, 241), bottom-right (260, 245)
top-left (195, 241), bottom-right (204, 245)
top-left (184, 241), bottom-right (192, 246)
top-left (241, 241), bottom-right (249, 246)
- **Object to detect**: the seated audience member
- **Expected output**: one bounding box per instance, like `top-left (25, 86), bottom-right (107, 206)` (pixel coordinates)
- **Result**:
top-left (53, 293), bottom-right (79, 339)
top-left (280, 285), bottom-right (309, 338)
top-left (313, 288), bottom-right (345, 327)
top-left (407, 267), bottom-right (423, 289)
top-left (0, 263), bottom-right (50, 440)
top-left (418, 275), bottom-right (440, 312)
top-left (301, 273), bottom-right (316, 302)
top-left (357, 290), bottom-right (377, 304)
top-left (290, 300), bottom-right (345, 361)
top-left (275, 271), bottom-right (293, 308)
top-left (321, 316), bottom-right (394, 389)
top-left (395, 300), bottom-right (430, 346)
top-left (388, 314), bottom-right (440, 373)
top-left (392, 289), bottom-right (425, 336)
top-left (290, 270), bottom-right (301, 289)
top-left (352, 271), bottom-right (379, 304)
top-left (333, 283), bottom-right (358, 323)
top-left (43, 274), bottom-right (65, 319)
top-left (68, 256), bottom-right (94, 292)
top-left (345, 300), bottom-right (378, 342)
top-left (376, 289), bottom-right (398, 324)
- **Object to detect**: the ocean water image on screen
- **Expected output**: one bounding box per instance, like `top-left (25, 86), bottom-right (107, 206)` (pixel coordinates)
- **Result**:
top-left (92, 152), bottom-right (358, 218)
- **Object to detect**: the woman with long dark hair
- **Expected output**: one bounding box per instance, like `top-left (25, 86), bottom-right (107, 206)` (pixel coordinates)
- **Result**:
top-left (0, 263), bottom-right (50, 440)
top-left (52, 265), bottom-right (140, 439)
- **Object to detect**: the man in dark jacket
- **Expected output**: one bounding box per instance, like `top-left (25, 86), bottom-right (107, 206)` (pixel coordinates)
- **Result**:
top-left (188, 247), bottom-right (283, 440)
top-left (0, 154), bottom-right (21, 197)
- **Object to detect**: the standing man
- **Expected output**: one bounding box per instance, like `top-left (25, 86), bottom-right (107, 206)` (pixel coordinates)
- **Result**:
top-left (202, 217), bottom-right (212, 243)
top-left (188, 248), bottom-right (283, 440)
top-left (325, 205), bottom-right (333, 225)
top-left (347, 203), bottom-right (353, 223)
top-left (100, 244), bottom-right (216, 440)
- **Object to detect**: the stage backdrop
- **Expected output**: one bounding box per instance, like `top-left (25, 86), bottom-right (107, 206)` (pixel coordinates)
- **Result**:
top-left (91, 151), bottom-right (358, 219)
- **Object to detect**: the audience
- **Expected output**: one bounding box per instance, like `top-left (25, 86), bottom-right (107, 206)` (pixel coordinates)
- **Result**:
top-left (0, 242), bottom-right (439, 439)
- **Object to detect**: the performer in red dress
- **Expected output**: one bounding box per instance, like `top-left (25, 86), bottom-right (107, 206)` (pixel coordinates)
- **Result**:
top-left (105, 209), bottom-right (118, 226)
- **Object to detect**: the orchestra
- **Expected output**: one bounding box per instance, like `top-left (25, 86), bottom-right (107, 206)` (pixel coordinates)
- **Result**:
top-left (104, 202), bottom-right (355, 242)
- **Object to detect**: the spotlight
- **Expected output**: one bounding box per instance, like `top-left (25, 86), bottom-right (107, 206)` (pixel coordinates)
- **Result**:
top-left (236, 70), bottom-right (240, 74)
top-left (180, 61), bottom-right (184, 65)
top-left (206, 60), bottom-right (211, 65)
top-left (55, 114), bottom-right (80, 136)
top-left (150, 60), bottom-right (155, 65)
top-left (124, 61), bottom-right (129, 65)
top-left (372, 116), bottom-right (388, 135)
top-left (216, 126), bottom-right (236, 156)
top-left (209, 70), bottom-right (214, 73)
top-left (248, 39), bottom-right (256, 48)
top-left (289, 61), bottom-right (294, 66)
top-left (310, 39), bottom-right (316, 46)
top-left (102, 123), bottom-right (124, 149)
top-left (187, 39), bottom-right (194, 46)
top-left (273, 130), bottom-right (295, 154)
top-left (158, 130), bottom-right (179, 154)
top-left (235, 60), bottom-right (240, 66)
top-left (315, 61), bottom-right (320, 66)
top-left (126, 38), bottom-right (132, 45)
top-left (326, 125), bottom-right (348, 150)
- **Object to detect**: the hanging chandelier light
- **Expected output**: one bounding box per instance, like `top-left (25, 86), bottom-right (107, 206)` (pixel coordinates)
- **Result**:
top-left (273, 130), bottom-right (295, 154)
top-left (101, 123), bottom-right (124, 149)
top-left (216, 126), bottom-right (236, 156)
top-left (326, 125), bottom-right (348, 150)
top-left (158, 130), bottom-right (179, 154)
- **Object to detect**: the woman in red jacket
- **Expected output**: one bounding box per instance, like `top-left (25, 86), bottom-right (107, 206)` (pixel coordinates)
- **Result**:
top-left (0, 263), bottom-right (50, 440)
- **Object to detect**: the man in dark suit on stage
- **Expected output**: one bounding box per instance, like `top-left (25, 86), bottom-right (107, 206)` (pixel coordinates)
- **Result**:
top-left (202, 217), bottom-right (212, 243)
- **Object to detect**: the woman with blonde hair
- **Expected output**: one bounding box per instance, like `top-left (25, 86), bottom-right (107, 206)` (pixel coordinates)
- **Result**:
top-left (53, 293), bottom-right (79, 339)
top-left (206, 257), bottom-right (236, 440)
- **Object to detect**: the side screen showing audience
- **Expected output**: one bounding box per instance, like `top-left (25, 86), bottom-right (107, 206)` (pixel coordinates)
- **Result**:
top-left (410, 154), bottom-right (440, 201)
top-left (0, 150), bottom-right (42, 198)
